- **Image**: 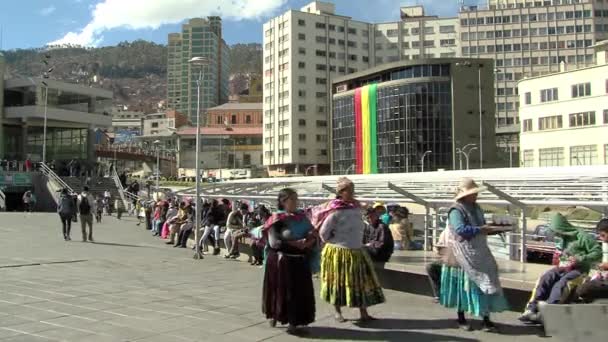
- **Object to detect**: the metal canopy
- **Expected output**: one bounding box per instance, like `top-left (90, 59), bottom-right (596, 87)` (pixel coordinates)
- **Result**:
top-left (178, 166), bottom-right (608, 214)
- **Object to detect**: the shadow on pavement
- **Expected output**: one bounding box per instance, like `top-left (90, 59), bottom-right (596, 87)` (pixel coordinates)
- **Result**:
top-left (89, 242), bottom-right (150, 248)
top-left (305, 327), bottom-right (480, 341)
top-left (351, 318), bottom-right (543, 337)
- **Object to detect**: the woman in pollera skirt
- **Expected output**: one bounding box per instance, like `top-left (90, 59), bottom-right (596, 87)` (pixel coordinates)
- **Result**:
top-left (318, 177), bottom-right (385, 322)
top-left (439, 178), bottom-right (509, 332)
top-left (262, 188), bottom-right (319, 335)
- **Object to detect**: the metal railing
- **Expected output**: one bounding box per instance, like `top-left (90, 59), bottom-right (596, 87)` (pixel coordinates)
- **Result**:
top-left (0, 188), bottom-right (5, 211)
top-left (112, 168), bottom-right (140, 208)
top-left (40, 162), bottom-right (75, 200)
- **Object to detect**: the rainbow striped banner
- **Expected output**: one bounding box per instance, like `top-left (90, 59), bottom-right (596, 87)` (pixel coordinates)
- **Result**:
top-left (354, 84), bottom-right (378, 174)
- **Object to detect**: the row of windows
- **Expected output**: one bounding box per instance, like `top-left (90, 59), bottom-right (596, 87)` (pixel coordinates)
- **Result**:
top-left (462, 40), bottom-right (593, 54)
top-left (461, 10), bottom-right (593, 26)
top-left (522, 144), bottom-right (608, 167)
top-left (495, 54), bottom-right (594, 68)
top-left (461, 25), bottom-right (593, 41)
top-left (525, 81), bottom-right (602, 105)
top-left (523, 110), bottom-right (608, 132)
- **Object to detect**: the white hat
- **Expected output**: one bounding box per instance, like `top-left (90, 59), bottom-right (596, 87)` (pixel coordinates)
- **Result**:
top-left (454, 178), bottom-right (486, 201)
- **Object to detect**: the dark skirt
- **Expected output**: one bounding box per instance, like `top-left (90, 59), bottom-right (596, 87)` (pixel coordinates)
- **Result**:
top-left (262, 249), bottom-right (315, 326)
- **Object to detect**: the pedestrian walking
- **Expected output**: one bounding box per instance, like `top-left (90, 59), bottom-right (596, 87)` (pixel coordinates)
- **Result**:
top-left (78, 186), bottom-right (96, 242)
top-left (439, 178), bottom-right (509, 332)
top-left (22, 190), bottom-right (34, 213)
top-left (57, 188), bottom-right (75, 241)
top-left (317, 177), bottom-right (385, 322)
top-left (25, 157), bottom-right (32, 172)
top-left (95, 196), bottom-right (103, 223)
top-left (262, 188), bottom-right (318, 335)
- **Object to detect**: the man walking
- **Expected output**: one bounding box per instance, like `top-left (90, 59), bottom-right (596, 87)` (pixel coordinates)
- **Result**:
top-left (78, 186), bottom-right (96, 242)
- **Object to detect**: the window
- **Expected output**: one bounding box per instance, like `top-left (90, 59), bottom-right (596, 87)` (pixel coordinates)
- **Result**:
top-left (316, 64), bottom-right (327, 71)
top-left (315, 50), bottom-right (326, 57)
top-left (298, 62), bottom-right (306, 69)
top-left (298, 134), bottom-right (306, 141)
top-left (316, 78), bottom-right (327, 85)
top-left (329, 24), bottom-right (335, 31)
top-left (605, 109), bottom-right (608, 124)
top-left (539, 148), bottom-right (564, 167)
top-left (243, 154), bottom-right (251, 166)
top-left (348, 28), bottom-right (357, 34)
top-left (279, 148), bottom-right (290, 156)
top-left (151, 122), bottom-right (159, 128)
top-left (570, 145), bottom-right (598, 165)
top-left (387, 29), bottom-right (399, 37)
top-left (439, 25), bottom-right (455, 33)
top-left (298, 76), bottom-right (306, 83)
top-left (525, 92), bottom-right (531, 105)
top-left (245, 115), bottom-right (252, 124)
top-left (347, 41), bottom-right (357, 48)
top-left (316, 120), bottom-right (327, 127)
top-left (522, 119), bottom-right (532, 132)
top-left (440, 39), bottom-right (455, 47)
top-left (571, 83), bottom-right (591, 98)
top-left (298, 105), bottom-right (306, 112)
top-left (315, 92), bottom-right (326, 98)
top-left (538, 115), bottom-right (563, 130)
top-left (298, 119), bottom-right (306, 126)
top-left (569, 111), bottom-right (596, 127)
top-left (424, 27), bottom-right (434, 34)
top-left (298, 148), bottom-right (307, 156)
top-left (315, 22), bottom-right (326, 29)
top-left (540, 88), bottom-right (558, 102)
top-left (522, 150), bottom-right (534, 167)
top-left (298, 33), bottom-right (305, 40)
top-left (298, 19), bottom-right (305, 26)
top-left (316, 36), bottom-right (326, 43)
top-left (328, 38), bottom-right (335, 44)
top-left (298, 90), bottom-right (306, 97)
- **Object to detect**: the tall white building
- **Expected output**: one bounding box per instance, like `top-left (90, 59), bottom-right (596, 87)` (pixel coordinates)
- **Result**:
top-left (262, 2), bottom-right (459, 176)
top-left (518, 40), bottom-right (608, 167)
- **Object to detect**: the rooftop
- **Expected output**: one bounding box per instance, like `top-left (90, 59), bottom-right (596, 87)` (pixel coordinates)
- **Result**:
top-left (177, 126), bottom-right (262, 136)
top-left (207, 103), bottom-right (263, 111)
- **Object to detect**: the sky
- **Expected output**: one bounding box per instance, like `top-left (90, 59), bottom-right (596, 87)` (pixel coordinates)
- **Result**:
top-left (0, 0), bottom-right (464, 50)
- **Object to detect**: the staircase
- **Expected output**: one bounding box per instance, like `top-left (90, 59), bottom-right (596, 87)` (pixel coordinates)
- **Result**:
top-left (60, 176), bottom-right (123, 205)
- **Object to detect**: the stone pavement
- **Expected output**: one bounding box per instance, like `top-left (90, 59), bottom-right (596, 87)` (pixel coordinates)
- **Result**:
top-left (0, 212), bottom-right (547, 342)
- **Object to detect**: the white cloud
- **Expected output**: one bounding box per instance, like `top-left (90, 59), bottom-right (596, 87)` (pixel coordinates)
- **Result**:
top-left (48, 0), bottom-right (286, 47)
top-left (40, 6), bottom-right (57, 16)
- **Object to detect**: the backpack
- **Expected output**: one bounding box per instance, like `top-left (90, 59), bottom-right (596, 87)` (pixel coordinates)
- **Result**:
top-left (79, 195), bottom-right (91, 215)
top-left (59, 195), bottom-right (73, 214)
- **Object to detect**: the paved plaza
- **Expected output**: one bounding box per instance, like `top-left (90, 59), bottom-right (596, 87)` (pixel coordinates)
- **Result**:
top-left (0, 212), bottom-right (547, 342)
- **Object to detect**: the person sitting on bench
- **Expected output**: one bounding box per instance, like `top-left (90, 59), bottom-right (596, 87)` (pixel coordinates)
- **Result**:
top-left (520, 213), bottom-right (602, 323)
top-left (362, 208), bottom-right (394, 263)
top-left (576, 219), bottom-right (608, 303)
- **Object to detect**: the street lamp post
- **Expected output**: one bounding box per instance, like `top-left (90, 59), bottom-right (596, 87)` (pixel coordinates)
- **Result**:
top-left (188, 56), bottom-right (209, 260)
top-left (421, 150), bottom-right (432, 173)
top-left (461, 147), bottom-right (478, 170)
top-left (41, 55), bottom-right (52, 164)
top-left (153, 140), bottom-right (161, 192)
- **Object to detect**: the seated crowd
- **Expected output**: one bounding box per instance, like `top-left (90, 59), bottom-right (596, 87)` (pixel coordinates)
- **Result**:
top-left (136, 197), bottom-right (423, 265)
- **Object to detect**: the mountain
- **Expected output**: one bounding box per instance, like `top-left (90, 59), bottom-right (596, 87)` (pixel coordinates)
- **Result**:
top-left (2, 40), bottom-right (262, 114)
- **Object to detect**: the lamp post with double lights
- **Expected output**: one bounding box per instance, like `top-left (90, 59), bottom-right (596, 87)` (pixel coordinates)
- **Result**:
top-left (188, 56), bottom-right (209, 260)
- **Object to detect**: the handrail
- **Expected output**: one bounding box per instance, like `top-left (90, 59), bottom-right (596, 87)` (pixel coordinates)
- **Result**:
top-left (112, 167), bottom-right (140, 207)
top-left (40, 162), bottom-right (75, 195)
top-left (0, 188), bottom-right (5, 211)
top-left (111, 167), bottom-right (132, 210)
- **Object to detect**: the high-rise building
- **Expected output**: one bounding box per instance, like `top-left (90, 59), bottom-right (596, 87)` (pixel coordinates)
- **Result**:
top-left (458, 0), bottom-right (608, 158)
top-left (262, 2), bottom-right (459, 176)
top-left (167, 17), bottom-right (230, 125)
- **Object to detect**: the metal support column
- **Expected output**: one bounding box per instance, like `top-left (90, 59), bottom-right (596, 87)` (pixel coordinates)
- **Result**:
top-left (388, 182), bottom-right (433, 251)
top-left (482, 181), bottom-right (527, 263)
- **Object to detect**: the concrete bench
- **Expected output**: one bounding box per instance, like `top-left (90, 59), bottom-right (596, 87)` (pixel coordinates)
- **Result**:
top-left (540, 303), bottom-right (608, 341)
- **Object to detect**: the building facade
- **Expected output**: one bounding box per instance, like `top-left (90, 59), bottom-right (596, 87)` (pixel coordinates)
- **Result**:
top-left (518, 41), bottom-right (608, 167)
top-left (332, 58), bottom-right (498, 174)
top-left (167, 17), bottom-right (230, 124)
top-left (262, 2), bottom-right (459, 176)
top-left (0, 54), bottom-right (113, 162)
top-left (176, 127), bottom-right (263, 179)
top-left (142, 110), bottom-right (190, 136)
top-left (459, 0), bottom-right (608, 155)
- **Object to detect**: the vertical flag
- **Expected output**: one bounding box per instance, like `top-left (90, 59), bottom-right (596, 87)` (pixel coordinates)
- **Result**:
top-left (353, 84), bottom-right (378, 174)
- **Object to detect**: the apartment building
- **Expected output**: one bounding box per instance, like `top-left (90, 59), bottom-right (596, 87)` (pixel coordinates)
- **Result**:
top-left (459, 0), bottom-right (608, 154)
top-left (167, 17), bottom-right (230, 125)
top-left (262, 2), bottom-right (459, 176)
top-left (518, 40), bottom-right (608, 167)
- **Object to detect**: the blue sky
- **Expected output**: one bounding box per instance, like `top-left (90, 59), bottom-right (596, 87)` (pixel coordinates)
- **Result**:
top-left (0, 0), bottom-right (462, 50)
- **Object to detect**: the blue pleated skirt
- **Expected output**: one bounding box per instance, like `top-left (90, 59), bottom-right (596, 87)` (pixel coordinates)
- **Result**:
top-left (439, 265), bottom-right (509, 317)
